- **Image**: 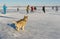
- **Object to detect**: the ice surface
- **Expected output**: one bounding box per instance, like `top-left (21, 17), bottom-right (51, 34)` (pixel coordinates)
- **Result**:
top-left (0, 7), bottom-right (60, 39)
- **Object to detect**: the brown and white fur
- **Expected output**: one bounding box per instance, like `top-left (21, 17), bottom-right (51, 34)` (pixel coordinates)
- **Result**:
top-left (13, 15), bottom-right (28, 32)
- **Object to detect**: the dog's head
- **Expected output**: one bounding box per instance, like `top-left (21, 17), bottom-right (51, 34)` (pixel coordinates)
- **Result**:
top-left (24, 15), bottom-right (28, 21)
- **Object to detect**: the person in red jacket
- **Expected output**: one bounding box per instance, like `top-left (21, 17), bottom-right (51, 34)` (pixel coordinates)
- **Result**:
top-left (31, 6), bottom-right (34, 12)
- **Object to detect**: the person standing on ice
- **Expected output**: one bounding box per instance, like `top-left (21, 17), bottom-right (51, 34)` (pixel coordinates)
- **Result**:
top-left (52, 6), bottom-right (54, 10)
top-left (17, 8), bottom-right (19, 12)
top-left (55, 6), bottom-right (58, 11)
top-left (34, 6), bottom-right (37, 10)
top-left (42, 6), bottom-right (45, 13)
top-left (3, 4), bottom-right (7, 14)
top-left (31, 6), bottom-right (34, 12)
top-left (26, 5), bottom-right (30, 14)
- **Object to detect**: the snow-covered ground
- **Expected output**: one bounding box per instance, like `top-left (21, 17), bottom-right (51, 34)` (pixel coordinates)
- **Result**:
top-left (0, 8), bottom-right (60, 39)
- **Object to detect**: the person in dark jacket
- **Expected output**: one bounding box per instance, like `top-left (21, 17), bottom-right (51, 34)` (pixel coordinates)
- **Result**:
top-left (17, 8), bottom-right (19, 12)
top-left (34, 6), bottom-right (37, 10)
top-left (55, 6), bottom-right (58, 11)
top-left (52, 6), bottom-right (54, 10)
top-left (42, 6), bottom-right (45, 13)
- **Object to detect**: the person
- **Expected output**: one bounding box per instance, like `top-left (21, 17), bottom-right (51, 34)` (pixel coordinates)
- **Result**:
top-left (34, 6), bottom-right (37, 10)
top-left (31, 6), bottom-right (34, 12)
top-left (17, 8), bottom-right (19, 12)
top-left (52, 6), bottom-right (54, 10)
top-left (55, 6), bottom-right (58, 11)
top-left (3, 4), bottom-right (7, 14)
top-left (42, 6), bottom-right (45, 13)
top-left (26, 5), bottom-right (30, 14)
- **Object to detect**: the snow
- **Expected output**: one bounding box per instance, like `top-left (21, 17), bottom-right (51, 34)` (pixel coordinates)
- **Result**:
top-left (0, 8), bottom-right (60, 39)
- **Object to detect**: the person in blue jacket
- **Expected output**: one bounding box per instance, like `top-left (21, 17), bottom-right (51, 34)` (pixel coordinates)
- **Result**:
top-left (3, 4), bottom-right (7, 14)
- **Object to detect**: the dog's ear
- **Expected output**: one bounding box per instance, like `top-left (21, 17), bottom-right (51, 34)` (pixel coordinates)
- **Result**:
top-left (24, 15), bottom-right (28, 18)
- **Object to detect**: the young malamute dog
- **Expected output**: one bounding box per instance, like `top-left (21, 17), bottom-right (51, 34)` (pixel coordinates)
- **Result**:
top-left (13, 15), bottom-right (28, 32)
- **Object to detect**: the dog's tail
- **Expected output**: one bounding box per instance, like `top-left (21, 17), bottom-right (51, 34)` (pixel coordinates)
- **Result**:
top-left (13, 20), bottom-right (16, 23)
top-left (12, 20), bottom-right (17, 24)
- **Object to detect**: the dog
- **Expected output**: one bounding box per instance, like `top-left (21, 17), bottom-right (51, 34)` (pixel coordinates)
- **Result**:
top-left (13, 15), bottom-right (28, 32)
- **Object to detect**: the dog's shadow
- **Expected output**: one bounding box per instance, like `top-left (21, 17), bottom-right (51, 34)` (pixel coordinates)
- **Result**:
top-left (7, 23), bottom-right (16, 30)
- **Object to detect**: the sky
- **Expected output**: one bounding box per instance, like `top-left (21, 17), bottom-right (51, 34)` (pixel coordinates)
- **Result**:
top-left (0, 0), bottom-right (60, 6)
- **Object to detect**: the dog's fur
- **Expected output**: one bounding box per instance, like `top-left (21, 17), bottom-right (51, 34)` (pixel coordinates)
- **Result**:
top-left (13, 15), bottom-right (28, 32)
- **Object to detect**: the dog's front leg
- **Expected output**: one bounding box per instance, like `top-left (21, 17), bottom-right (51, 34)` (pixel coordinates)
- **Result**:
top-left (22, 26), bottom-right (25, 31)
top-left (17, 27), bottom-right (20, 32)
top-left (16, 26), bottom-right (20, 32)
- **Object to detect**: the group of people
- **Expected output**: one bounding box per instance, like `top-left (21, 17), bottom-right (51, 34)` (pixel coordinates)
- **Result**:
top-left (2, 5), bottom-right (58, 14)
top-left (26, 5), bottom-right (37, 14)
top-left (26, 5), bottom-right (46, 14)
top-left (2, 4), bottom-right (45, 14)
top-left (2, 5), bottom-right (37, 14)
top-left (52, 6), bottom-right (58, 11)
